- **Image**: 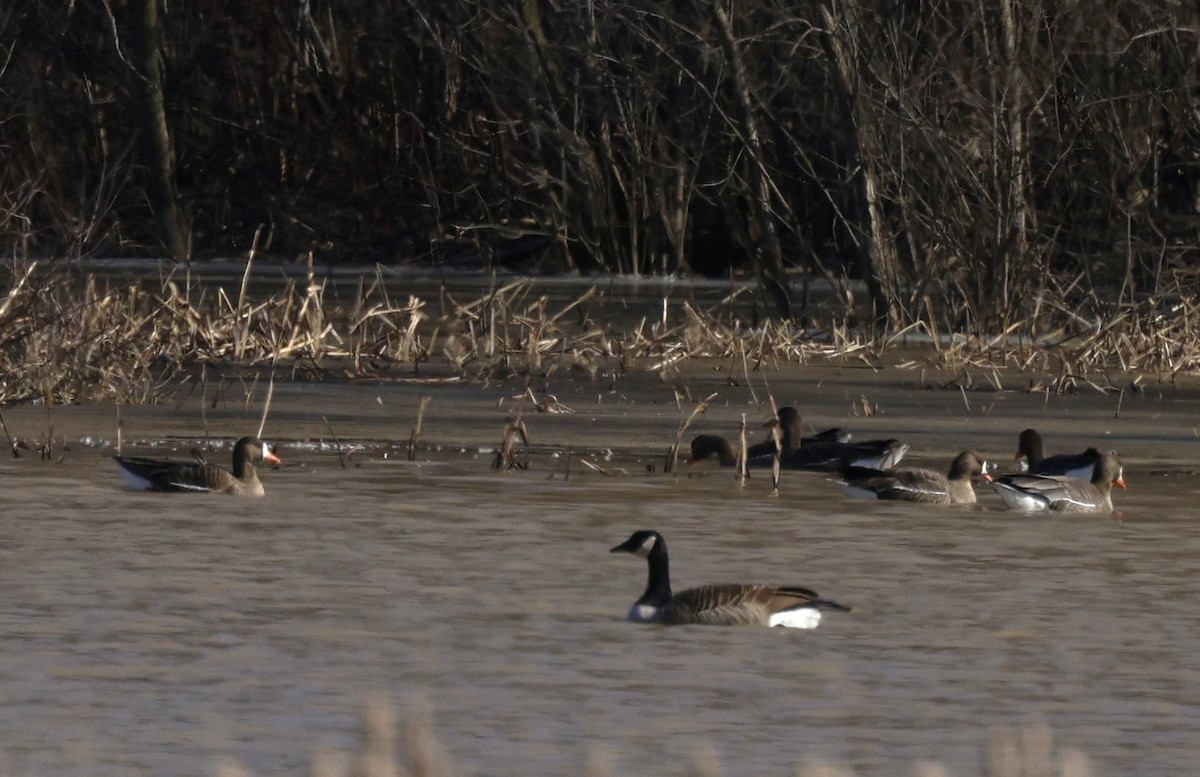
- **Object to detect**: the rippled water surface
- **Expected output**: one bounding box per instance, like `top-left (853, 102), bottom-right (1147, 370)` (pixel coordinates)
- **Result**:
top-left (2, 366), bottom-right (1199, 776)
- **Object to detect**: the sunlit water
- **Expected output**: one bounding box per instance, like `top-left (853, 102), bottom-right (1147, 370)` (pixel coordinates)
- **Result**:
top-left (2, 367), bottom-right (1199, 776)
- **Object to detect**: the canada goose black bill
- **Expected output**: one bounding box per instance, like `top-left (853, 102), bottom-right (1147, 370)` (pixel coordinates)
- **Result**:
top-left (610, 530), bottom-right (849, 629)
top-left (992, 451), bottom-right (1126, 513)
top-left (114, 436), bottom-right (281, 496)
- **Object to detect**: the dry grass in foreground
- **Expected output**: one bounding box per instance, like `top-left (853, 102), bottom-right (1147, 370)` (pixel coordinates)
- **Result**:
top-left (4, 259), bottom-right (1200, 406)
top-left (216, 699), bottom-right (1093, 777)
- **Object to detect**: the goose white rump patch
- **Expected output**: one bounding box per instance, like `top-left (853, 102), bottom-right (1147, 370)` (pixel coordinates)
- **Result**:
top-left (627, 603), bottom-right (661, 623)
top-left (769, 607), bottom-right (822, 629)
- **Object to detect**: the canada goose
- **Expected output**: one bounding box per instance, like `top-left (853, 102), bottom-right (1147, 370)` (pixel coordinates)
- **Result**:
top-left (609, 530), bottom-right (849, 628)
top-left (991, 451), bottom-right (1126, 513)
top-left (1014, 429), bottom-right (1101, 479)
top-left (114, 436), bottom-right (281, 496)
top-left (838, 450), bottom-right (989, 505)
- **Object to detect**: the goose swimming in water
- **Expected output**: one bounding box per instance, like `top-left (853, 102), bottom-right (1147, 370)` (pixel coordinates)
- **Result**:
top-left (838, 450), bottom-right (990, 505)
top-left (610, 530), bottom-right (849, 628)
top-left (991, 451), bottom-right (1126, 514)
top-left (1013, 429), bottom-right (1100, 480)
top-left (114, 436), bottom-right (281, 496)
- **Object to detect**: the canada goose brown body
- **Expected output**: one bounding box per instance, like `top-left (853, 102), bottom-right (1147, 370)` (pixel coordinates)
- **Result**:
top-left (992, 451), bottom-right (1126, 513)
top-left (114, 436), bottom-right (281, 496)
top-left (839, 450), bottom-right (988, 505)
top-left (1015, 429), bottom-right (1100, 479)
top-left (610, 530), bottom-right (849, 628)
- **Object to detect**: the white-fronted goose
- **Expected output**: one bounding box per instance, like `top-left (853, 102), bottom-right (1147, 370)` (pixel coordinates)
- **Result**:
top-left (114, 436), bottom-right (281, 496)
top-left (610, 530), bottom-right (849, 628)
top-left (992, 451), bottom-right (1126, 513)
top-left (1015, 429), bottom-right (1101, 479)
top-left (838, 450), bottom-right (989, 505)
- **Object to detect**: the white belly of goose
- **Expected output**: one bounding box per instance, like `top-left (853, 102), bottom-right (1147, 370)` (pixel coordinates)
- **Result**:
top-left (768, 608), bottom-right (822, 629)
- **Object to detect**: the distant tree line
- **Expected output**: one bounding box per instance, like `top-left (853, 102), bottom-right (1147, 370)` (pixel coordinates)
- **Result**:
top-left (1, 0), bottom-right (1196, 328)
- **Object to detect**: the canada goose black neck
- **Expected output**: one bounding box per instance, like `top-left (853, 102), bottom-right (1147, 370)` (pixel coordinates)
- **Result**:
top-left (610, 529), bottom-right (672, 609)
top-left (1017, 429), bottom-right (1045, 466)
top-left (773, 407), bottom-right (803, 452)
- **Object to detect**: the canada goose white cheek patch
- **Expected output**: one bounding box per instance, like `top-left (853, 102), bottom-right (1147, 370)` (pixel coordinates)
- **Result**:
top-left (769, 608), bottom-right (822, 629)
top-left (635, 536), bottom-right (657, 558)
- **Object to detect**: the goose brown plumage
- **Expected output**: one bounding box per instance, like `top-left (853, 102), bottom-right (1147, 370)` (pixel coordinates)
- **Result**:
top-left (610, 530), bottom-right (849, 628)
top-left (114, 436), bottom-right (281, 496)
top-left (838, 450), bottom-right (989, 505)
top-left (991, 451), bottom-right (1126, 513)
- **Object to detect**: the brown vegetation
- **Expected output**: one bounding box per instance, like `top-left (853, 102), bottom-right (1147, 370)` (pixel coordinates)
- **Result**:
top-left (5, 257), bottom-right (1200, 407)
top-left (215, 699), bottom-right (1094, 777)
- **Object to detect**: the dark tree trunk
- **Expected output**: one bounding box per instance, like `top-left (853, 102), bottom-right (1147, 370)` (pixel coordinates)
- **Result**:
top-left (129, 0), bottom-right (189, 261)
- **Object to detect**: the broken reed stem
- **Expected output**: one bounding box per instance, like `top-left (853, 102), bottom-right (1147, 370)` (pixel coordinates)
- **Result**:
top-left (323, 415), bottom-right (346, 469)
top-left (235, 225), bottom-right (264, 362)
top-left (766, 394), bottom-right (782, 493)
top-left (0, 410), bottom-right (18, 458)
top-left (737, 414), bottom-right (748, 485)
top-left (256, 372), bottom-right (275, 440)
top-left (200, 366), bottom-right (210, 450)
top-left (667, 391), bottom-right (719, 475)
top-left (408, 396), bottom-right (432, 461)
top-left (493, 415), bottom-right (529, 471)
top-left (115, 405), bottom-right (122, 456)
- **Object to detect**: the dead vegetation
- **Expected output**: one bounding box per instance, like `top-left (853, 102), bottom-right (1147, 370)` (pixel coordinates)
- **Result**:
top-left (4, 260), bottom-right (1200, 407)
top-left (217, 699), bottom-right (1093, 777)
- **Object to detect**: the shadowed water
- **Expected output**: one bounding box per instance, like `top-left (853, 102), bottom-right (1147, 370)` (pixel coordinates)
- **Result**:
top-left (2, 365), bottom-right (1199, 776)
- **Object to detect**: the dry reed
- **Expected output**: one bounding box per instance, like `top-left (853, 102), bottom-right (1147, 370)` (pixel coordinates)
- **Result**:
top-left (3, 260), bottom-right (1199, 407)
top-left (220, 701), bottom-right (1091, 777)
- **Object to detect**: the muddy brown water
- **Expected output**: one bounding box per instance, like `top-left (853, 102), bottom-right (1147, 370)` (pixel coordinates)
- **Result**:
top-left (2, 362), bottom-right (1199, 776)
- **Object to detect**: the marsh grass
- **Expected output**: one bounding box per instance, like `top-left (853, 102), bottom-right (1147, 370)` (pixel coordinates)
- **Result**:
top-left (3, 260), bottom-right (1200, 407)
top-left (219, 700), bottom-right (1093, 777)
